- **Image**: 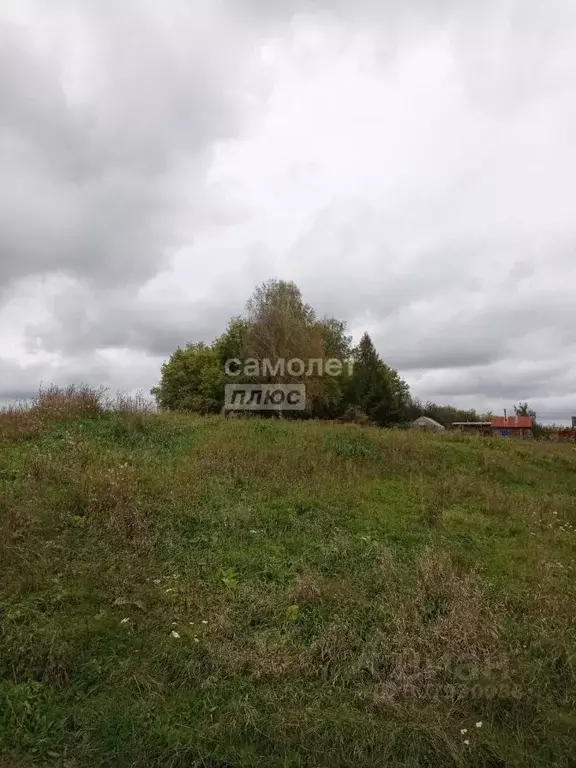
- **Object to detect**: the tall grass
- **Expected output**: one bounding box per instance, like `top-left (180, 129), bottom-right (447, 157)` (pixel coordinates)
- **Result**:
top-left (0, 385), bottom-right (156, 441)
top-left (0, 403), bottom-right (575, 766)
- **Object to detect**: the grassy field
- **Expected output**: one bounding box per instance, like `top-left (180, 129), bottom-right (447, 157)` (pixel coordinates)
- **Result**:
top-left (1, 400), bottom-right (575, 767)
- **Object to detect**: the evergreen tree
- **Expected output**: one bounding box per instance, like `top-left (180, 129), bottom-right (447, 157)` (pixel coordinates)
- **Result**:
top-left (346, 333), bottom-right (410, 426)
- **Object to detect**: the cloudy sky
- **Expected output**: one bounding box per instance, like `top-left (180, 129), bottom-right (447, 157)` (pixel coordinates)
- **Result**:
top-left (1, 0), bottom-right (576, 421)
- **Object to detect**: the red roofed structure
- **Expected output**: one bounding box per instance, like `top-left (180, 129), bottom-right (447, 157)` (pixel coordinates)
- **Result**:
top-left (491, 416), bottom-right (533, 430)
top-left (453, 415), bottom-right (534, 438)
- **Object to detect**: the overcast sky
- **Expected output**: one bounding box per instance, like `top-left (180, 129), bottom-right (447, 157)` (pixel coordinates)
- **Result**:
top-left (1, 0), bottom-right (576, 421)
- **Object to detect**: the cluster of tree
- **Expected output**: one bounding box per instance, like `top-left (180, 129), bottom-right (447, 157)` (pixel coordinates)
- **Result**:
top-left (151, 280), bottom-right (412, 425)
top-left (151, 279), bottom-right (538, 430)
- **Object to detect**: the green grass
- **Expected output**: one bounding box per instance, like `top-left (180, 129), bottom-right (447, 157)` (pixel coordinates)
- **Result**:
top-left (1, 411), bottom-right (575, 767)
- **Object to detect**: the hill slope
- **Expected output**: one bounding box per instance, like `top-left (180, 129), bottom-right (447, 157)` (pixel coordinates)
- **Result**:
top-left (1, 413), bottom-right (575, 767)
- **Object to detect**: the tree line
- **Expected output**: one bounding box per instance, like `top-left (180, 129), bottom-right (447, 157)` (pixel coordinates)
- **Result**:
top-left (151, 279), bottom-right (494, 427)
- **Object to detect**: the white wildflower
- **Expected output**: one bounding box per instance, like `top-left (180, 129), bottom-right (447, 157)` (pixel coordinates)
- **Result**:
top-left (475, 721), bottom-right (483, 728)
top-left (120, 617), bottom-right (130, 624)
top-left (171, 630), bottom-right (180, 639)
top-left (460, 728), bottom-right (467, 735)
top-left (201, 620), bottom-right (208, 625)
top-left (464, 739), bottom-right (470, 745)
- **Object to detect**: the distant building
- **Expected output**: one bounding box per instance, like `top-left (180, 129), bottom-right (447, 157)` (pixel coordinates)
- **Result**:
top-left (550, 428), bottom-right (576, 443)
top-left (490, 416), bottom-right (533, 438)
top-left (412, 416), bottom-right (446, 433)
top-left (453, 416), bottom-right (533, 439)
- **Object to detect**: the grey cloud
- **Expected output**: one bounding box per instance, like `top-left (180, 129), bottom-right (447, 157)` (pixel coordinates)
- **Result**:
top-left (2, 0), bottom-right (576, 418)
top-left (376, 287), bottom-right (576, 373)
top-left (0, 2), bottom-right (264, 293)
top-left (290, 203), bottom-right (576, 371)
top-left (286, 198), bottom-right (576, 417)
top-left (233, 0), bottom-right (486, 25)
top-left (0, 351), bottom-right (162, 405)
top-left (236, 0), bottom-right (576, 119)
top-left (404, 333), bottom-right (576, 421)
top-left (424, 360), bottom-right (574, 401)
top-left (388, 346), bottom-right (501, 373)
top-left (0, 356), bottom-right (109, 403)
top-left (23, 283), bottom-right (242, 357)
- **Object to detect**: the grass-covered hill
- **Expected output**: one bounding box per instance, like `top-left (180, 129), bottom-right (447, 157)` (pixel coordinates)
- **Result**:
top-left (1, 397), bottom-right (575, 767)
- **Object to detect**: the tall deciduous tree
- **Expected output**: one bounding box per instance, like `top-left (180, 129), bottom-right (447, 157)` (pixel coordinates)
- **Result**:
top-left (213, 317), bottom-right (250, 370)
top-left (242, 280), bottom-right (324, 378)
top-left (241, 280), bottom-right (330, 412)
